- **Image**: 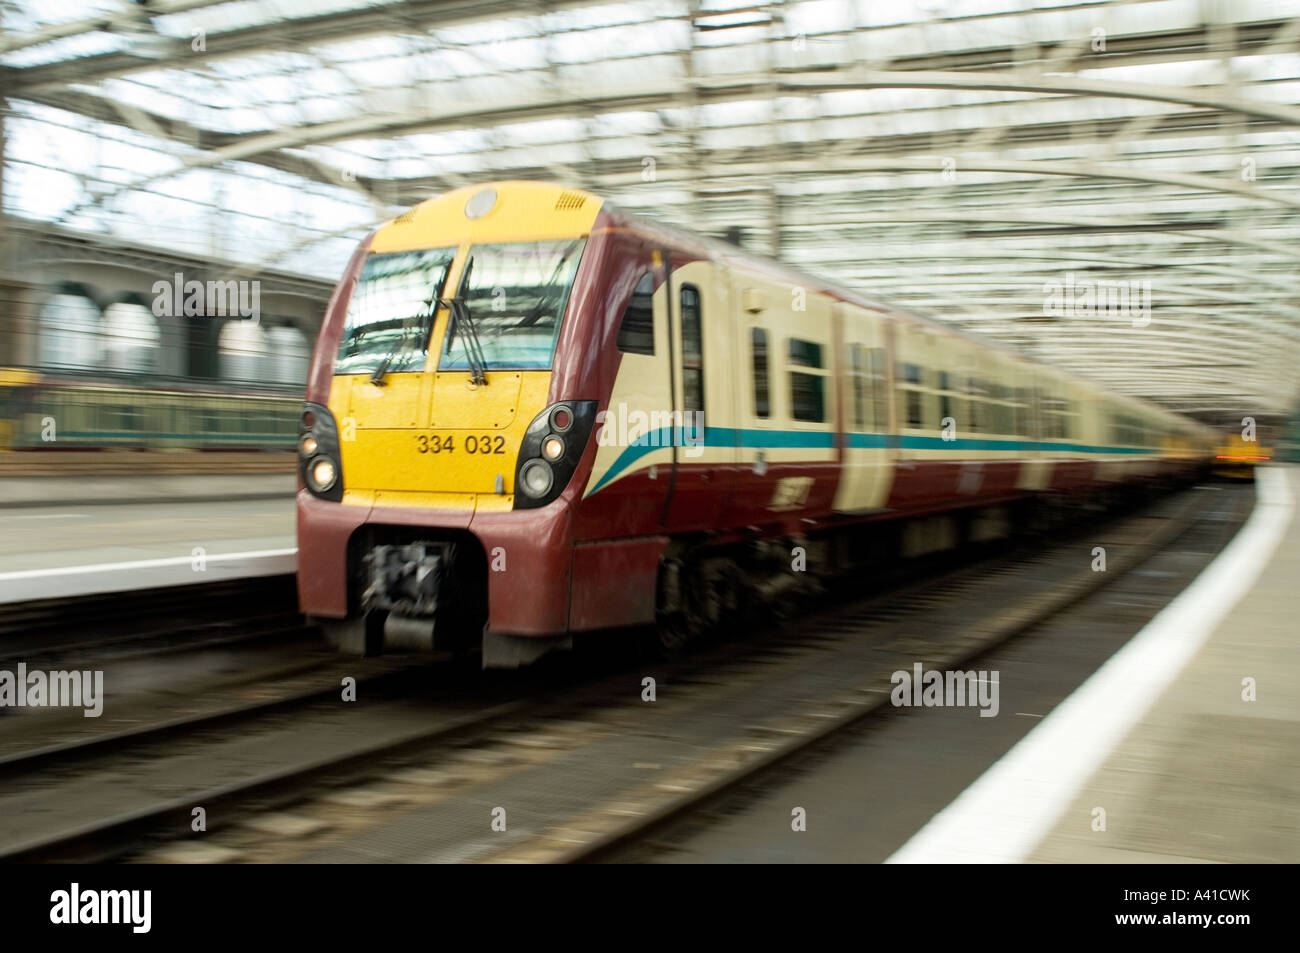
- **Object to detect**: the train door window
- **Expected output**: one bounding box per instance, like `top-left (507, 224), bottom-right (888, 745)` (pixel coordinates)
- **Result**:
top-left (751, 328), bottom-right (770, 419)
top-left (849, 343), bottom-right (867, 429)
top-left (617, 273), bottom-right (655, 356)
top-left (680, 284), bottom-right (704, 414)
top-left (788, 338), bottom-right (826, 423)
top-left (870, 348), bottom-right (889, 430)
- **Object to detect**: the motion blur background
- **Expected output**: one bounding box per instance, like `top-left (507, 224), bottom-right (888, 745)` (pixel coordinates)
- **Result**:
top-left (0, 0), bottom-right (1299, 457)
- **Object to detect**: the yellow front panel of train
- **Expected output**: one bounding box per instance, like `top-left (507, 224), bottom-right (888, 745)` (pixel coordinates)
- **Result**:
top-left (330, 371), bottom-right (551, 499)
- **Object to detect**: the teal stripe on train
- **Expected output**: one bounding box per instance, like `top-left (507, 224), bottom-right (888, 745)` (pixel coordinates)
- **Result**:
top-left (849, 433), bottom-right (1152, 454)
top-left (588, 425), bottom-right (1153, 495)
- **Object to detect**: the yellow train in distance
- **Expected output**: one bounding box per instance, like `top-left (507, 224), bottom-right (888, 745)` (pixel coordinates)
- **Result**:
top-left (1213, 433), bottom-right (1272, 480)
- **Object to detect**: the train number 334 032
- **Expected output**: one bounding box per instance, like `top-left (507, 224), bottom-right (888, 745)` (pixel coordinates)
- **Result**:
top-left (415, 434), bottom-right (506, 454)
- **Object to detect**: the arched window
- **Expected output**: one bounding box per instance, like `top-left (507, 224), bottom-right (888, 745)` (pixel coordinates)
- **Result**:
top-left (102, 302), bottom-right (161, 374)
top-left (38, 291), bottom-right (101, 370)
top-left (217, 321), bottom-right (269, 382)
top-left (266, 326), bottom-right (310, 385)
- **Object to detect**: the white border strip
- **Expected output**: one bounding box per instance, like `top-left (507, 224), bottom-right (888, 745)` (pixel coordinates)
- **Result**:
top-left (887, 468), bottom-right (1294, 863)
top-left (0, 548), bottom-right (298, 581)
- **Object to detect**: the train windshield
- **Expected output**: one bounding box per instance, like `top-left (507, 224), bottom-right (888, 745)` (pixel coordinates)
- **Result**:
top-left (334, 247), bottom-right (457, 375)
top-left (440, 239), bottom-right (586, 371)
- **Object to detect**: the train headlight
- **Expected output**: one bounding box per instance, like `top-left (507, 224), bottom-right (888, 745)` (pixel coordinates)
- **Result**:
top-left (299, 401), bottom-right (344, 502)
top-left (519, 459), bottom-right (554, 498)
top-left (513, 401), bottom-right (598, 510)
top-left (308, 457), bottom-right (338, 492)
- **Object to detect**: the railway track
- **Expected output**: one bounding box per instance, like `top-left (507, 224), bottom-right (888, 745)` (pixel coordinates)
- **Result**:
top-left (0, 575), bottom-right (301, 656)
top-left (0, 483), bottom-right (1240, 864)
top-left (548, 483), bottom-right (1251, 863)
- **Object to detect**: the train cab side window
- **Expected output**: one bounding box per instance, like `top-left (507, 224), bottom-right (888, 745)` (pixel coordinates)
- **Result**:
top-left (680, 284), bottom-right (704, 413)
top-left (788, 338), bottom-right (826, 423)
top-left (752, 328), bottom-right (770, 419)
top-left (616, 273), bottom-right (655, 356)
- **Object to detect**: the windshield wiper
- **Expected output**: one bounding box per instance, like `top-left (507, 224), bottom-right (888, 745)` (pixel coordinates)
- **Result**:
top-left (369, 287), bottom-right (442, 387)
top-left (442, 295), bottom-right (489, 386)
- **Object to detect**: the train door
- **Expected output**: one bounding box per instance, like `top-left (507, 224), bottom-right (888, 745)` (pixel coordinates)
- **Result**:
top-left (661, 254), bottom-right (734, 532)
top-left (833, 305), bottom-right (895, 512)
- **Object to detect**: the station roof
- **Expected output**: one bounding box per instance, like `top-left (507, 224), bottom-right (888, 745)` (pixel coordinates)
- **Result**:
top-left (2, 0), bottom-right (1298, 424)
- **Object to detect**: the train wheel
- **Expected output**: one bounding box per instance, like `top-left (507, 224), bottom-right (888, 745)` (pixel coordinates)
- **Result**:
top-left (650, 555), bottom-right (739, 657)
top-left (652, 611), bottom-right (693, 658)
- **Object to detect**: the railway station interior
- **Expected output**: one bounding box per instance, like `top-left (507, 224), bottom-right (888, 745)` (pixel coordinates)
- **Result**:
top-left (0, 0), bottom-right (1298, 882)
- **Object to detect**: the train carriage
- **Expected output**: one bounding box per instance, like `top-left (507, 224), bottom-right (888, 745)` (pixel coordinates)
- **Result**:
top-left (295, 181), bottom-right (1214, 667)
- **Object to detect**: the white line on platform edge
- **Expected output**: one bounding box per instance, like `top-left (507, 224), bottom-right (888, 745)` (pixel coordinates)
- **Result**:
top-left (0, 548), bottom-right (299, 581)
top-left (886, 467), bottom-right (1294, 864)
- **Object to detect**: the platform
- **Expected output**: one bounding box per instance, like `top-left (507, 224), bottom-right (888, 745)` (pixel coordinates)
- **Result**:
top-left (0, 495), bottom-right (296, 604)
top-left (0, 472), bottom-right (294, 508)
top-left (889, 464), bottom-right (1298, 863)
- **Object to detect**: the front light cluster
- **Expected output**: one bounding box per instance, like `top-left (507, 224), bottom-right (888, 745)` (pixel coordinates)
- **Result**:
top-left (513, 401), bottom-right (597, 509)
top-left (299, 402), bottom-right (344, 501)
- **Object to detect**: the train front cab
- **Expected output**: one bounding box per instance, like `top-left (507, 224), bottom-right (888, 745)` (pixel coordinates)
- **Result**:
top-left (1214, 433), bottom-right (1271, 480)
top-left (296, 183), bottom-right (614, 667)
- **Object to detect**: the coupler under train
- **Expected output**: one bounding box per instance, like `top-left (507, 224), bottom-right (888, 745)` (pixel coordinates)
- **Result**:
top-left (316, 538), bottom-right (486, 659)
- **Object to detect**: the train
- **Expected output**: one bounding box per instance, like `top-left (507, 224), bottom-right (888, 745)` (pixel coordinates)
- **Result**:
top-left (295, 181), bottom-right (1216, 667)
top-left (1212, 432), bottom-right (1273, 480)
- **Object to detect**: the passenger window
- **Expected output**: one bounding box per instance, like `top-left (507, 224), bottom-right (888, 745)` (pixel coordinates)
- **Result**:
top-left (938, 371), bottom-right (952, 422)
top-left (616, 273), bottom-right (655, 355)
top-left (898, 363), bottom-right (924, 428)
top-left (788, 337), bottom-right (826, 423)
top-left (752, 328), bottom-right (770, 419)
top-left (906, 391), bottom-right (923, 428)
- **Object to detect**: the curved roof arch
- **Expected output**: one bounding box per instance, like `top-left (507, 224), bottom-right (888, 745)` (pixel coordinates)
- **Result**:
top-left (2, 0), bottom-right (1298, 427)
